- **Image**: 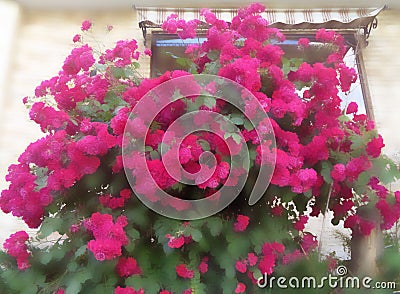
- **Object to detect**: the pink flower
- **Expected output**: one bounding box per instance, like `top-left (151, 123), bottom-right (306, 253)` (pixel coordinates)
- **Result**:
top-left (114, 286), bottom-right (144, 294)
top-left (198, 256), bottom-right (209, 274)
top-left (234, 214), bottom-right (250, 232)
top-left (346, 156), bottom-right (371, 182)
top-left (290, 168), bottom-right (317, 193)
top-left (247, 253), bottom-right (258, 266)
top-left (62, 45), bottom-right (95, 75)
top-left (116, 257), bottom-right (142, 277)
top-left (3, 231), bottom-right (30, 270)
top-left (366, 135), bottom-right (385, 158)
top-left (301, 233), bottom-right (318, 253)
top-left (282, 249), bottom-right (303, 265)
top-left (344, 215), bottom-right (375, 236)
top-left (72, 34), bottom-right (81, 43)
top-left (235, 282), bottom-right (246, 293)
top-left (176, 264), bottom-right (194, 279)
top-left (346, 102), bottom-right (358, 114)
top-left (258, 255), bottom-right (275, 275)
top-left (219, 57), bottom-right (261, 91)
top-left (81, 20), bottom-right (92, 31)
top-left (331, 164), bottom-right (346, 182)
top-left (144, 48), bottom-right (152, 56)
top-left (337, 64), bottom-right (357, 92)
top-left (166, 234), bottom-right (185, 249)
top-left (293, 215), bottom-right (309, 231)
top-left (85, 213), bottom-right (128, 261)
top-left (271, 205), bottom-right (283, 216)
top-left (298, 38), bottom-right (310, 48)
top-left (235, 260), bottom-right (247, 273)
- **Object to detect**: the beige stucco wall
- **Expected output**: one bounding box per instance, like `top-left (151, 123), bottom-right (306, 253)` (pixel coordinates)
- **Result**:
top-left (0, 4), bottom-right (399, 257)
top-left (0, 6), bottom-right (147, 244)
top-left (364, 10), bottom-right (400, 162)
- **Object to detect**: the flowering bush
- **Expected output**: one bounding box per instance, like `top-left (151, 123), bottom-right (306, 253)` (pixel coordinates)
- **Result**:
top-left (1, 3), bottom-right (400, 293)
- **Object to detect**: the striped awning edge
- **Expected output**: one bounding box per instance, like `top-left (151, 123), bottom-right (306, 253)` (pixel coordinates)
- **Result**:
top-left (136, 6), bottom-right (385, 29)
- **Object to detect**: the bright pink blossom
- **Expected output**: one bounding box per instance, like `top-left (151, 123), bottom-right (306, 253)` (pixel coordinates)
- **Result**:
top-left (116, 257), bottom-right (142, 277)
top-left (166, 234), bottom-right (185, 249)
top-left (3, 231), bottom-right (30, 270)
top-left (85, 213), bottom-right (128, 261)
top-left (234, 214), bottom-right (250, 232)
top-left (235, 282), bottom-right (246, 293)
top-left (114, 286), bottom-right (144, 294)
top-left (62, 45), bottom-right (95, 75)
top-left (81, 20), bottom-right (92, 31)
top-left (298, 38), bottom-right (310, 48)
top-left (293, 215), bottom-right (309, 231)
top-left (176, 264), bottom-right (194, 279)
top-left (331, 164), bottom-right (346, 182)
top-left (72, 34), bottom-right (81, 43)
top-left (198, 256), bottom-right (209, 274)
top-left (366, 135), bottom-right (385, 158)
top-left (235, 260), bottom-right (247, 273)
top-left (346, 102), bottom-right (358, 114)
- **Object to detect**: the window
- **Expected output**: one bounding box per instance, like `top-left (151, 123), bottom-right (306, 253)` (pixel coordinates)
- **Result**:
top-left (137, 6), bottom-right (384, 118)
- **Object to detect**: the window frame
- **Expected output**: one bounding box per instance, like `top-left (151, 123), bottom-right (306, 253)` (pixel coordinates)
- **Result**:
top-left (149, 28), bottom-right (374, 119)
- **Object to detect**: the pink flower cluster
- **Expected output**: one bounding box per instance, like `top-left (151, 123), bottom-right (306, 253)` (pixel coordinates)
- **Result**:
top-left (162, 14), bottom-right (200, 39)
top-left (99, 189), bottom-right (132, 209)
top-left (258, 242), bottom-right (285, 275)
top-left (114, 286), bottom-right (144, 294)
top-left (62, 45), bottom-right (95, 75)
top-left (176, 263), bottom-right (195, 279)
top-left (116, 256), bottom-right (142, 277)
top-left (84, 213), bottom-right (129, 261)
top-left (3, 231), bottom-right (30, 270)
top-left (234, 214), bottom-right (250, 232)
top-left (100, 39), bottom-right (140, 67)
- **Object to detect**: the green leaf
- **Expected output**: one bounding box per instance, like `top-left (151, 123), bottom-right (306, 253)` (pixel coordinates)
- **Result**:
top-left (207, 218), bottom-right (223, 237)
top-left (150, 150), bottom-right (160, 160)
top-left (244, 119), bottom-right (254, 131)
top-left (197, 139), bottom-right (211, 151)
top-left (203, 61), bottom-right (221, 75)
top-left (75, 245), bottom-right (87, 258)
top-left (34, 167), bottom-right (48, 191)
top-left (227, 235), bottom-right (251, 256)
top-left (132, 61), bottom-right (140, 69)
top-left (110, 67), bottom-right (126, 79)
top-left (231, 133), bottom-right (242, 144)
top-left (221, 276), bottom-right (237, 294)
top-left (186, 227), bottom-right (203, 242)
top-left (67, 261), bottom-right (79, 272)
top-left (65, 268), bottom-right (93, 294)
top-left (126, 227), bottom-right (141, 240)
top-left (39, 250), bottom-right (52, 265)
top-left (126, 276), bottom-right (161, 293)
top-left (38, 217), bottom-right (63, 239)
top-left (66, 280), bottom-right (82, 294)
top-left (207, 50), bottom-right (220, 61)
top-left (321, 161), bottom-right (333, 184)
top-left (204, 96), bottom-right (216, 109)
top-left (370, 155), bottom-right (400, 184)
top-left (230, 116), bottom-right (244, 125)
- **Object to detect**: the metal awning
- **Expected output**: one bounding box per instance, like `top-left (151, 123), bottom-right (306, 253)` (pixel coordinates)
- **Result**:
top-left (136, 6), bottom-right (385, 44)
